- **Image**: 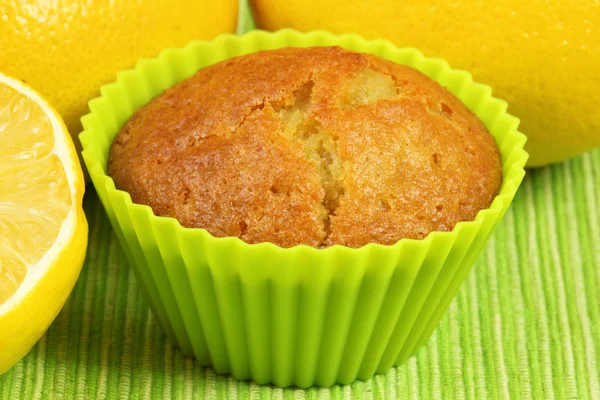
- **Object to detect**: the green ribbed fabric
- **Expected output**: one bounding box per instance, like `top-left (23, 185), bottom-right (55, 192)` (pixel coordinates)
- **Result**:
top-left (1, 149), bottom-right (598, 399)
top-left (1, 2), bottom-right (599, 396)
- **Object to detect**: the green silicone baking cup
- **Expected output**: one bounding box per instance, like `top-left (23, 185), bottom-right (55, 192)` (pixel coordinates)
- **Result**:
top-left (80, 29), bottom-right (528, 388)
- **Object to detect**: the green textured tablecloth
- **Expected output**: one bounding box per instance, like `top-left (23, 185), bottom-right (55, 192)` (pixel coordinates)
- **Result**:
top-left (0, 149), bottom-right (598, 399)
top-left (1, 4), bottom-right (600, 397)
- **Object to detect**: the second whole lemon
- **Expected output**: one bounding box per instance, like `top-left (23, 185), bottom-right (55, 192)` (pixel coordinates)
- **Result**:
top-left (251, 0), bottom-right (600, 166)
top-left (0, 0), bottom-right (238, 142)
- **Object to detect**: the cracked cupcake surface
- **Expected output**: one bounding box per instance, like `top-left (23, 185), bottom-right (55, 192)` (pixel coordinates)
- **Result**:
top-left (108, 46), bottom-right (502, 248)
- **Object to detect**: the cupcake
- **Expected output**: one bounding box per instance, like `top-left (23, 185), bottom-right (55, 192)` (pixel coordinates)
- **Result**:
top-left (107, 46), bottom-right (502, 248)
top-left (80, 30), bottom-right (527, 388)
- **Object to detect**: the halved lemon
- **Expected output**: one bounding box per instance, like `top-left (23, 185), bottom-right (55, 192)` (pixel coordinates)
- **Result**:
top-left (0, 73), bottom-right (87, 373)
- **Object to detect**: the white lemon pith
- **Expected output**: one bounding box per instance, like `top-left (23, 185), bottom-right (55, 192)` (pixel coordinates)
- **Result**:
top-left (0, 73), bottom-right (87, 374)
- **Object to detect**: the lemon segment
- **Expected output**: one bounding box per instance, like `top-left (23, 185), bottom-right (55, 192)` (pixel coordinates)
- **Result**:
top-left (0, 73), bottom-right (87, 374)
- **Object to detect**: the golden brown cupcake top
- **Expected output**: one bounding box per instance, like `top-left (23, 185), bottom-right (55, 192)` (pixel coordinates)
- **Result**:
top-left (108, 46), bottom-right (502, 248)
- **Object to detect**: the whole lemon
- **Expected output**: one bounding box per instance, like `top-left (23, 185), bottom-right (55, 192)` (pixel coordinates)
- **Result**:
top-left (251, 0), bottom-right (600, 166)
top-left (0, 0), bottom-right (238, 139)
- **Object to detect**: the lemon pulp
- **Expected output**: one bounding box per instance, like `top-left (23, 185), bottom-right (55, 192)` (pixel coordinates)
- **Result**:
top-left (0, 73), bottom-right (86, 374)
top-left (0, 84), bottom-right (71, 305)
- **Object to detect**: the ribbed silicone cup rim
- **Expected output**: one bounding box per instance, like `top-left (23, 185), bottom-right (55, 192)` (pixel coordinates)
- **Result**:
top-left (79, 29), bottom-right (528, 388)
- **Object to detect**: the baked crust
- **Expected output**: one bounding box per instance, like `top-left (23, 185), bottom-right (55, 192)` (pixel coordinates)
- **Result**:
top-left (108, 47), bottom-right (502, 248)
